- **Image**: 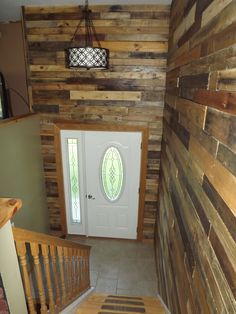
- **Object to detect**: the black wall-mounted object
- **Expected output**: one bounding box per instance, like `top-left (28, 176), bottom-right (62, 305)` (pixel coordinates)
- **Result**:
top-left (0, 72), bottom-right (10, 119)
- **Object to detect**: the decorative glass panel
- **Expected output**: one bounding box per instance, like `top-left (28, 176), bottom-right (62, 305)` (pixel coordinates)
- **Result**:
top-left (67, 138), bottom-right (81, 223)
top-left (101, 146), bottom-right (124, 202)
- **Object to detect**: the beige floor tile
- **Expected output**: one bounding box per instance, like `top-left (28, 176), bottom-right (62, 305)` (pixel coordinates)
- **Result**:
top-left (137, 280), bottom-right (158, 297)
top-left (98, 263), bottom-right (119, 279)
top-left (95, 277), bottom-right (117, 294)
top-left (68, 236), bottom-right (158, 297)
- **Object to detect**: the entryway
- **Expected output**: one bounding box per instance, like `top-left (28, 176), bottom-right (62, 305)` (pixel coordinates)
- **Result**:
top-left (60, 128), bottom-right (145, 240)
top-left (67, 236), bottom-right (158, 296)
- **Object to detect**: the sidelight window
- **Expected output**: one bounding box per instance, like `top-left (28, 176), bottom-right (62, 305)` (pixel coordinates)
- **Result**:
top-left (67, 138), bottom-right (81, 223)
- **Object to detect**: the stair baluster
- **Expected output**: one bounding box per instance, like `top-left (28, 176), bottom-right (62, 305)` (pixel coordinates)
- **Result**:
top-left (15, 241), bottom-right (36, 314)
top-left (30, 243), bottom-right (48, 313)
top-left (41, 244), bottom-right (55, 313)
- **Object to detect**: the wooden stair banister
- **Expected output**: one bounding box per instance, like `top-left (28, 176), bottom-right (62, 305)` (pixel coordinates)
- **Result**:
top-left (0, 198), bottom-right (22, 228)
top-left (13, 227), bottom-right (91, 314)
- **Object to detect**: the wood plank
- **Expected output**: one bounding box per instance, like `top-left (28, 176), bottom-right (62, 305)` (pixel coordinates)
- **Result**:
top-left (204, 107), bottom-right (236, 153)
top-left (179, 73), bottom-right (209, 89)
top-left (191, 269), bottom-right (210, 314)
top-left (26, 19), bottom-right (169, 29)
top-left (209, 227), bottom-right (236, 298)
top-left (217, 143), bottom-right (236, 177)
top-left (175, 97), bottom-right (206, 128)
top-left (27, 26), bottom-right (170, 36)
top-left (214, 22), bottom-right (236, 53)
top-left (70, 91), bottom-right (142, 101)
top-left (202, 175), bottom-right (236, 242)
top-left (194, 89), bottom-right (236, 114)
top-left (189, 136), bottom-right (236, 215)
top-left (172, 3), bottom-right (196, 45)
top-left (201, 0), bottom-right (232, 28)
top-left (190, 1), bottom-right (236, 49)
top-left (24, 5), bottom-right (170, 14)
top-left (217, 68), bottom-right (236, 92)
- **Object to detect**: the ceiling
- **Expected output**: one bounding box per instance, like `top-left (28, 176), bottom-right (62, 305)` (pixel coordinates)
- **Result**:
top-left (0, 0), bottom-right (171, 22)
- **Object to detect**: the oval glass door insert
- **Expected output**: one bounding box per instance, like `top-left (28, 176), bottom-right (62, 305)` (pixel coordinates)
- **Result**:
top-left (101, 146), bottom-right (124, 201)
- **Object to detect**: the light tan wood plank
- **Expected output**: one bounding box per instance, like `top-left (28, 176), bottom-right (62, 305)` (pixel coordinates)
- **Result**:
top-left (201, 0), bottom-right (232, 28)
top-left (70, 91), bottom-right (142, 101)
top-left (189, 136), bottom-right (236, 215)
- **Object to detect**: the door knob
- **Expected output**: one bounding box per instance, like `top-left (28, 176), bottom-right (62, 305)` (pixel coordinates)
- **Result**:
top-left (86, 194), bottom-right (95, 200)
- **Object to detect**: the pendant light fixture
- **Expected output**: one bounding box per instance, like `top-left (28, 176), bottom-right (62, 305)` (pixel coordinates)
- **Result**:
top-left (66, 0), bottom-right (109, 69)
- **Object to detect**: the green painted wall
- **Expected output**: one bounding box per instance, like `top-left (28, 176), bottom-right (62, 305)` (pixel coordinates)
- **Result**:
top-left (0, 114), bottom-right (49, 233)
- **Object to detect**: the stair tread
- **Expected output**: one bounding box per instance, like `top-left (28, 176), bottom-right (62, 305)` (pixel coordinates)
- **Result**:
top-left (75, 293), bottom-right (166, 314)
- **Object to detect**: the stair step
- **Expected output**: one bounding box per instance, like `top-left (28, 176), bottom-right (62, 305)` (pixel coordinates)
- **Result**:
top-left (75, 293), bottom-right (167, 314)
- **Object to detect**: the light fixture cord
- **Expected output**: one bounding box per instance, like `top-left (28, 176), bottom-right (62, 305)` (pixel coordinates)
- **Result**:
top-left (69, 7), bottom-right (84, 46)
top-left (85, 1), bottom-right (93, 47)
top-left (69, 0), bottom-right (102, 48)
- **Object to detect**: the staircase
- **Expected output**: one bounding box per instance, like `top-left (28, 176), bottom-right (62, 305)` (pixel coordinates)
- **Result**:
top-left (13, 227), bottom-right (169, 314)
top-left (13, 227), bottom-right (91, 313)
top-left (0, 198), bottom-right (169, 314)
top-left (75, 293), bottom-right (167, 314)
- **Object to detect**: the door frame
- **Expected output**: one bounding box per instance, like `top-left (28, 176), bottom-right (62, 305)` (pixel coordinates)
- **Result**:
top-left (54, 121), bottom-right (149, 241)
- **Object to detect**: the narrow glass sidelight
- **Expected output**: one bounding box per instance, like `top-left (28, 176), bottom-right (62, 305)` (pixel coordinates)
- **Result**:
top-left (67, 138), bottom-right (81, 223)
top-left (101, 146), bottom-right (124, 202)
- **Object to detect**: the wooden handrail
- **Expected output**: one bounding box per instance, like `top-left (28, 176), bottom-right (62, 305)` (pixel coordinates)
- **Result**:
top-left (13, 227), bottom-right (91, 250)
top-left (0, 198), bottom-right (22, 228)
top-left (13, 227), bottom-right (91, 313)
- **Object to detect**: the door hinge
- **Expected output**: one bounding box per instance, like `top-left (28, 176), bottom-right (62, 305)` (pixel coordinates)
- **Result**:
top-left (140, 142), bottom-right (142, 150)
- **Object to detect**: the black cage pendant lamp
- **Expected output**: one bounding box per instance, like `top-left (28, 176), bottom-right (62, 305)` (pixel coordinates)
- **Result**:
top-left (66, 0), bottom-right (109, 69)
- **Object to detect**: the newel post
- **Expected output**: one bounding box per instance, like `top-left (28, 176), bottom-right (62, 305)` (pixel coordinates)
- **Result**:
top-left (0, 198), bottom-right (28, 314)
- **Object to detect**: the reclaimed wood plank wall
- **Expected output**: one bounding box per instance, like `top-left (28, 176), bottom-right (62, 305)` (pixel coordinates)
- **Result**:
top-left (23, 5), bottom-right (170, 239)
top-left (156, 0), bottom-right (236, 312)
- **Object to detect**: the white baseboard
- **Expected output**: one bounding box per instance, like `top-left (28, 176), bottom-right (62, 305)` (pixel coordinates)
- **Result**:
top-left (59, 287), bottom-right (94, 314)
top-left (157, 294), bottom-right (172, 314)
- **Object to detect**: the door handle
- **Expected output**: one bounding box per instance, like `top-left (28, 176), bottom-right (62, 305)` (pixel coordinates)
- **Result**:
top-left (86, 194), bottom-right (95, 200)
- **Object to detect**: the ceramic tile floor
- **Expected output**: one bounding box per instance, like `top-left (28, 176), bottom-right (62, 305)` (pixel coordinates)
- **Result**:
top-left (68, 236), bottom-right (158, 297)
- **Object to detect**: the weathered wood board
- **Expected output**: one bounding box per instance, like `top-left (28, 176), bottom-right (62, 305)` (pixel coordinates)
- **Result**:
top-left (156, 0), bottom-right (236, 313)
top-left (23, 4), bottom-right (170, 240)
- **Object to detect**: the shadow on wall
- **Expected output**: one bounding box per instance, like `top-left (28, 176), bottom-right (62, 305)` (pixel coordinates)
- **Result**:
top-left (0, 22), bottom-right (30, 117)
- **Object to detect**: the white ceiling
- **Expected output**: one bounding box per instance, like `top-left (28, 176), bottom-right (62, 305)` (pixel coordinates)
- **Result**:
top-left (0, 0), bottom-right (171, 22)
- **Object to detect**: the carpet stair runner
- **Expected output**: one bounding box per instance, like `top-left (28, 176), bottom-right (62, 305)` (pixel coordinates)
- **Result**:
top-left (75, 293), bottom-right (167, 314)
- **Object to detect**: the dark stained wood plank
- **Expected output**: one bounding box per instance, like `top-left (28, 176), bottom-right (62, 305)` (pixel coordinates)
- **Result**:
top-left (33, 104), bottom-right (59, 113)
top-left (169, 183), bottom-right (196, 274)
top-left (209, 227), bottom-right (236, 298)
top-left (194, 89), bottom-right (236, 114)
top-left (195, 0), bottom-right (214, 17)
top-left (179, 73), bottom-right (209, 89)
top-left (204, 107), bottom-right (236, 153)
top-left (183, 175), bottom-right (211, 235)
top-left (217, 143), bottom-right (236, 177)
top-left (202, 175), bottom-right (236, 242)
top-left (178, 19), bottom-right (201, 47)
top-left (170, 116), bottom-right (190, 149)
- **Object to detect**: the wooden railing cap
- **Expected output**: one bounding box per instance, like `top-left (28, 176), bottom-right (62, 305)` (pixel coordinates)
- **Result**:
top-left (0, 198), bottom-right (22, 229)
top-left (13, 227), bottom-right (91, 251)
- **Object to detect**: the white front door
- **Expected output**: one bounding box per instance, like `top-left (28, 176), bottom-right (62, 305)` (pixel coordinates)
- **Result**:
top-left (85, 131), bottom-right (142, 239)
top-left (60, 130), bottom-right (142, 239)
